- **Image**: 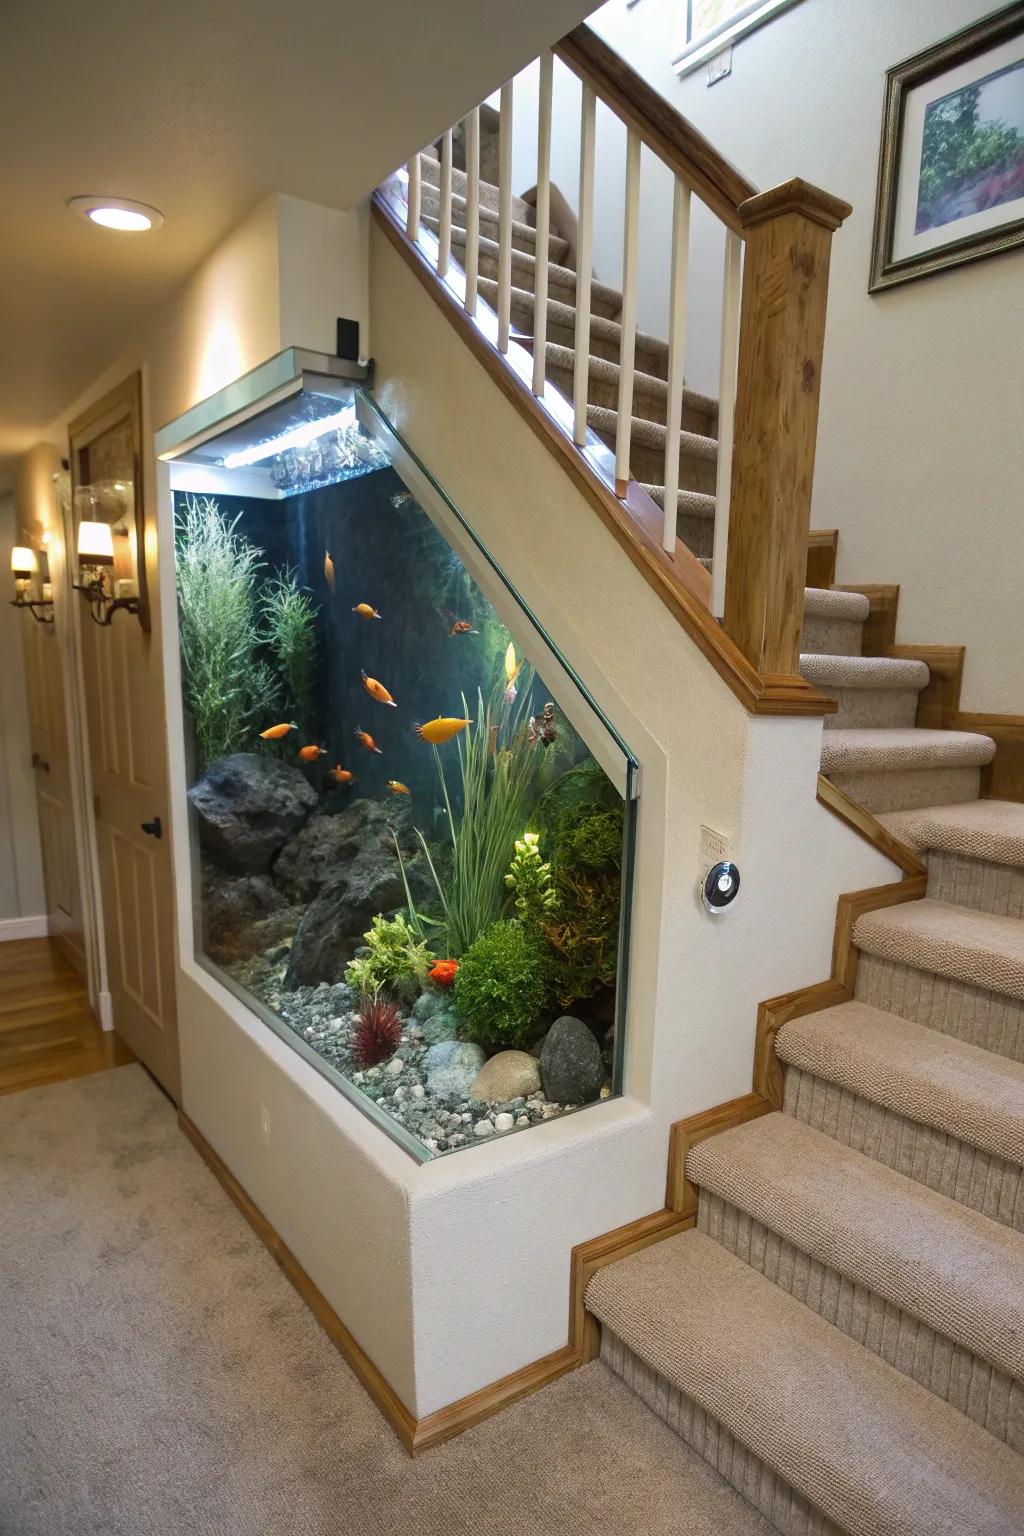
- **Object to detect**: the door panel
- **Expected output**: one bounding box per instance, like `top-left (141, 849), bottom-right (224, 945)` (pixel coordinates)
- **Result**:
top-left (70, 374), bottom-right (180, 1100)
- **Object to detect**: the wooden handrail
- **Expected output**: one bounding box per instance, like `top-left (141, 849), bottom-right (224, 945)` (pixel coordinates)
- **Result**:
top-left (554, 24), bottom-right (757, 234)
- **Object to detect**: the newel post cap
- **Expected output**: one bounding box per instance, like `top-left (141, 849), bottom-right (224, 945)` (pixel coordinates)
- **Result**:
top-left (738, 177), bottom-right (852, 233)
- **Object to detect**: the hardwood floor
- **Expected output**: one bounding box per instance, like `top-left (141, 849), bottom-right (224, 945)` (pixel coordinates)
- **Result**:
top-left (0, 938), bottom-right (134, 1096)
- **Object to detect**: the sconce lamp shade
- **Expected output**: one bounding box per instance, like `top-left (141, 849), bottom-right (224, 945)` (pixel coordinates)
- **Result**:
top-left (11, 546), bottom-right (36, 577)
top-left (77, 520), bottom-right (114, 564)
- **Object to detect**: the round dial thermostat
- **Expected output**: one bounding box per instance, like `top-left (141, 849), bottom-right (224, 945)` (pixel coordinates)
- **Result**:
top-left (700, 860), bottom-right (740, 915)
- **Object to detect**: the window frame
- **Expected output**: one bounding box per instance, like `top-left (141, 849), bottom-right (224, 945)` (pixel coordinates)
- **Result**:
top-left (673, 0), bottom-right (805, 78)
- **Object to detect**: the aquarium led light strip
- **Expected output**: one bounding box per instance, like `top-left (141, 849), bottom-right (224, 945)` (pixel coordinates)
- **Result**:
top-left (221, 404), bottom-right (356, 469)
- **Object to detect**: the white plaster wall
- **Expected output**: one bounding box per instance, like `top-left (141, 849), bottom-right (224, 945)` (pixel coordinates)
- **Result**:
top-left (370, 222), bottom-right (895, 1412)
top-left (581, 0), bottom-right (1024, 713)
top-left (277, 195), bottom-right (371, 361)
top-left (0, 491), bottom-right (46, 928)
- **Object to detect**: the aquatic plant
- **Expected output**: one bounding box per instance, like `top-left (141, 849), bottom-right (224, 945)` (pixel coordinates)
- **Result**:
top-left (542, 802), bottom-right (625, 1007)
top-left (352, 996), bottom-right (403, 1069)
top-left (454, 920), bottom-right (551, 1050)
top-left (260, 568), bottom-right (318, 735)
top-left (344, 913), bottom-right (436, 999)
top-left (174, 494), bottom-right (276, 771)
top-left (505, 832), bottom-right (558, 925)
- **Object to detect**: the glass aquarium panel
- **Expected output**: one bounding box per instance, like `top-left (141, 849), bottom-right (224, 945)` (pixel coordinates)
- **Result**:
top-left (168, 380), bottom-right (637, 1160)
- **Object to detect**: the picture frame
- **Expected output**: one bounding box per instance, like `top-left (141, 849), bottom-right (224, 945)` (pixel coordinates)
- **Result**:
top-left (870, 2), bottom-right (1024, 292)
top-left (68, 371), bottom-right (149, 630)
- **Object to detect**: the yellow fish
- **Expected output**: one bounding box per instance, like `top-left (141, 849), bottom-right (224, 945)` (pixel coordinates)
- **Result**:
top-left (414, 717), bottom-right (473, 745)
top-left (504, 642), bottom-right (523, 686)
top-left (259, 722), bottom-right (298, 741)
top-left (324, 550), bottom-right (335, 594)
top-left (362, 671), bottom-right (397, 708)
top-left (297, 744), bottom-right (327, 763)
top-left (386, 780), bottom-right (411, 796)
top-left (352, 602), bottom-right (381, 620)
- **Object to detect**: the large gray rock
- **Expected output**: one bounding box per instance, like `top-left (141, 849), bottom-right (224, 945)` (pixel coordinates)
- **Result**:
top-left (188, 754), bottom-right (316, 873)
top-left (424, 1040), bottom-right (486, 1100)
top-left (201, 867), bottom-right (300, 965)
top-left (471, 1050), bottom-right (541, 1102)
top-left (282, 799), bottom-right (435, 989)
top-left (539, 1015), bottom-right (606, 1104)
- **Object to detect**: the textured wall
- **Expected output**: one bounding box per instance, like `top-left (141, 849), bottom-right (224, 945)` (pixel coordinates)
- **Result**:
top-left (0, 492), bottom-right (46, 927)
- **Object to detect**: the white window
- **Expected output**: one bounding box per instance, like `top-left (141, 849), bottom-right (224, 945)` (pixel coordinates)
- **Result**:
top-left (673, 0), bottom-right (804, 77)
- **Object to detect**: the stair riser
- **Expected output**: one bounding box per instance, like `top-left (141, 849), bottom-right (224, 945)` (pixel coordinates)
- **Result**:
top-left (821, 687), bottom-right (921, 731)
top-left (855, 953), bottom-right (1024, 1063)
top-left (801, 615), bottom-right (865, 657)
top-left (420, 155), bottom-right (532, 222)
top-left (826, 765), bottom-right (981, 814)
top-left (926, 849), bottom-right (1024, 919)
top-left (782, 1069), bottom-right (1024, 1232)
top-left (697, 1191), bottom-right (1023, 1453)
top-left (544, 359), bottom-right (716, 438)
top-left (470, 242), bottom-right (622, 320)
top-left (592, 432), bottom-right (717, 495)
top-left (679, 514), bottom-right (714, 558)
top-left (482, 296), bottom-right (668, 378)
top-left (601, 1331), bottom-right (842, 1536)
top-left (423, 202), bottom-right (570, 267)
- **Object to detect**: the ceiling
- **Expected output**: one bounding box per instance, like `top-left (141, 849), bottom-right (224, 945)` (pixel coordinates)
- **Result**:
top-left (0, 0), bottom-right (597, 483)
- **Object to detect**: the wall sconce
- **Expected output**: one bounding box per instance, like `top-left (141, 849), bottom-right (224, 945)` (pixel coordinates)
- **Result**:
top-left (72, 520), bottom-right (140, 626)
top-left (9, 545), bottom-right (55, 625)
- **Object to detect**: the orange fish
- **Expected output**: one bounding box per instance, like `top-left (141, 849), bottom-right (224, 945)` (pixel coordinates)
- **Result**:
top-left (441, 607), bottom-right (478, 637)
top-left (362, 671), bottom-right (397, 708)
top-left (329, 766), bottom-right (356, 785)
top-left (386, 780), bottom-right (410, 796)
top-left (297, 744), bottom-right (327, 763)
top-left (414, 717), bottom-right (473, 746)
top-left (324, 550), bottom-right (335, 594)
top-left (259, 722), bottom-right (298, 741)
top-left (352, 602), bottom-right (381, 620)
top-left (354, 728), bottom-right (383, 755)
top-left (429, 958), bottom-right (459, 988)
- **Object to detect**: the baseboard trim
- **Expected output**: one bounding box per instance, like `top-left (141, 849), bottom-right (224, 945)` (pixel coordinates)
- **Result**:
top-left (179, 1108), bottom-right (646, 1455)
top-left (0, 915), bottom-right (49, 942)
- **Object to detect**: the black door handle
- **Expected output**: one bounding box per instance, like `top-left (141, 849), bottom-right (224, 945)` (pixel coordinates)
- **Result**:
top-left (141, 816), bottom-right (162, 839)
top-left (31, 753), bottom-right (50, 773)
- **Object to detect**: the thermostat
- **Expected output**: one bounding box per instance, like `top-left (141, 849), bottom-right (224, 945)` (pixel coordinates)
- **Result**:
top-left (700, 860), bottom-right (741, 915)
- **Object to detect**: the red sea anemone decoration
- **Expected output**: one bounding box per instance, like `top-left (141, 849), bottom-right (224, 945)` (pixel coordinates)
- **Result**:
top-left (429, 958), bottom-right (459, 989)
top-left (353, 997), bottom-right (403, 1069)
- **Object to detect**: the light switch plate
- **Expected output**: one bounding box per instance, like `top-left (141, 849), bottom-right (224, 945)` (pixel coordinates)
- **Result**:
top-left (707, 45), bottom-right (732, 85)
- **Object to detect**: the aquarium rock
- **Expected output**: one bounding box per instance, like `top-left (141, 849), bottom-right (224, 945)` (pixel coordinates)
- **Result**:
top-left (273, 800), bottom-right (423, 905)
top-left (493, 1112), bottom-right (515, 1133)
top-left (412, 990), bottom-right (443, 1023)
top-left (202, 868), bottom-right (300, 964)
top-left (188, 753), bottom-right (317, 873)
top-left (470, 1050), bottom-right (541, 1103)
top-left (473, 1119), bottom-right (494, 1138)
top-left (420, 1006), bottom-right (460, 1045)
top-left (424, 1041), bottom-right (486, 1100)
top-left (539, 1016), bottom-right (606, 1105)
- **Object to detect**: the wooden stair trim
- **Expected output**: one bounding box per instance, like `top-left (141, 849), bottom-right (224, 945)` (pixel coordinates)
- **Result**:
top-left (554, 24), bottom-right (756, 234)
top-left (816, 773), bottom-right (926, 879)
top-left (959, 711), bottom-right (1024, 805)
top-left (832, 582), bottom-right (900, 654)
top-left (373, 192), bottom-right (835, 719)
top-left (570, 1208), bottom-right (691, 1364)
top-left (806, 529), bottom-right (838, 588)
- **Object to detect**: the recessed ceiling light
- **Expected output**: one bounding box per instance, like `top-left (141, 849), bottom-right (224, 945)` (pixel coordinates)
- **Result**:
top-left (67, 195), bottom-right (164, 232)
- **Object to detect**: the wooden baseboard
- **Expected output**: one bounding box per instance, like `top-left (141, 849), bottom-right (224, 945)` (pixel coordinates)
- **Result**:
top-left (805, 528), bottom-right (838, 588)
top-left (833, 582), bottom-right (899, 654)
top-left (666, 1092), bottom-right (771, 1220)
top-left (569, 1207), bottom-right (691, 1363)
top-left (959, 711), bottom-right (1024, 804)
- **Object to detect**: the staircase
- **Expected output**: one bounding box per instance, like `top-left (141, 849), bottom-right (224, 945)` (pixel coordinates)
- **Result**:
top-left (587, 586), bottom-right (1024, 1534)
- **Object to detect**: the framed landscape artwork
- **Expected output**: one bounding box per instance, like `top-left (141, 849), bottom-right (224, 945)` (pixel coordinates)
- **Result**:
top-left (870, 3), bottom-right (1024, 290)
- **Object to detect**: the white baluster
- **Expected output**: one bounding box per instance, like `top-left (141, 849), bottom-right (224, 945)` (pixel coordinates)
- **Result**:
top-left (573, 84), bottom-right (596, 446)
top-left (406, 153), bottom-right (421, 242)
top-left (497, 81), bottom-right (514, 353)
top-left (437, 129), bottom-right (453, 278)
top-left (464, 108), bottom-right (480, 318)
top-left (532, 52), bottom-right (553, 398)
top-left (662, 176), bottom-right (691, 553)
top-left (614, 128), bottom-right (641, 498)
top-left (711, 229), bottom-right (743, 619)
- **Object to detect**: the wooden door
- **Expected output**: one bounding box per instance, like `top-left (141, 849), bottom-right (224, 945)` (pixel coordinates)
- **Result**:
top-left (69, 376), bottom-right (181, 1101)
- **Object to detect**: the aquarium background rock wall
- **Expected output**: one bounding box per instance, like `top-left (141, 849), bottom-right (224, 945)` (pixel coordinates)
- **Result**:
top-left (173, 440), bottom-right (633, 1159)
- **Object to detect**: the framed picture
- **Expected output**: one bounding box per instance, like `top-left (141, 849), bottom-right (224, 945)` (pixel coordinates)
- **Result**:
top-left (870, 3), bottom-right (1024, 291)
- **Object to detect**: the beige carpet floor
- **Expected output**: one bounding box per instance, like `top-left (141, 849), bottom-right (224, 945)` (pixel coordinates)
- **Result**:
top-left (0, 1064), bottom-right (771, 1536)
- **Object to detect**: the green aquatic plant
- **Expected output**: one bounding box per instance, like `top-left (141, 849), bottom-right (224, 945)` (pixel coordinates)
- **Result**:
top-left (505, 832), bottom-right (558, 925)
top-left (174, 494), bottom-right (276, 771)
top-left (344, 913), bottom-right (436, 999)
top-left (260, 568), bottom-right (318, 736)
top-left (453, 919), bottom-right (551, 1050)
top-left (542, 801), bottom-right (625, 1007)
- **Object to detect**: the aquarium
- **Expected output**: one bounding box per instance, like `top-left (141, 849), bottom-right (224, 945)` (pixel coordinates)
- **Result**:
top-left (162, 358), bottom-right (637, 1160)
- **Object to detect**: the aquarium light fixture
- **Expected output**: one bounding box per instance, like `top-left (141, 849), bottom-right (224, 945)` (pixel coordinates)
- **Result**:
top-left (67, 195), bottom-right (164, 232)
top-left (221, 405), bottom-right (357, 470)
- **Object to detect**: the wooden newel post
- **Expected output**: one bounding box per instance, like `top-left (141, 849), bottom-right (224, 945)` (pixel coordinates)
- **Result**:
top-left (723, 178), bottom-right (851, 679)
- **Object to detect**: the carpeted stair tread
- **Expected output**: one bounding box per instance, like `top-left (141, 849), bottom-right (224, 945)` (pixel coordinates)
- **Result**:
top-left (539, 341), bottom-right (718, 428)
top-left (855, 897), bottom-right (1024, 1002)
top-left (587, 1228), bottom-right (1024, 1536)
top-left (447, 227), bottom-right (625, 320)
top-left (422, 205), bottom-right (570, 265)
top-left (820, 727), bottom-right (996, 776)
top-left (880, 800), bottom-right (1024, 870)
top-left (642, 484), bottom-right (716, 521)
top-left (802, 587), bottom-right (871, 622)
top-left (800, 653), bottom-right (930, 691)
top-left (420, 153), bottom-right (533, 222)
top-left (687, 1110), bottom-right (1024, 1381)
top-left (586, 402), bottom-right (717, 459)
top-left (776, 998), bottom-right (1024, 1167)
top-left (479, 282), bottom-right (670, 377)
